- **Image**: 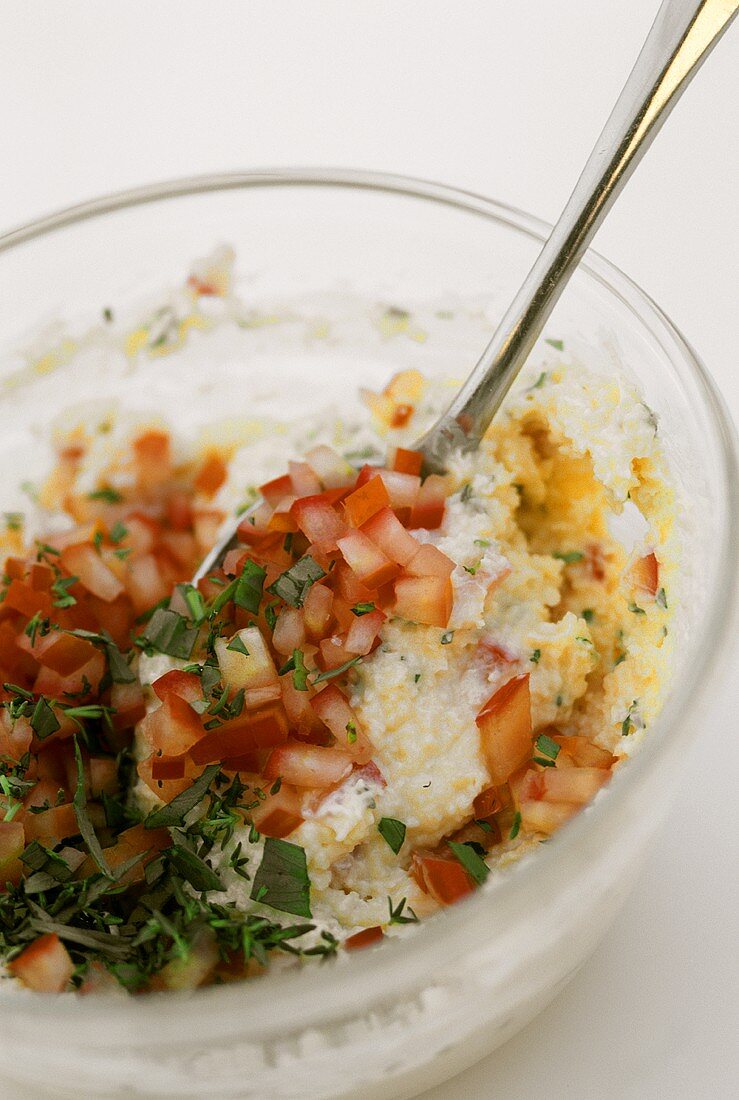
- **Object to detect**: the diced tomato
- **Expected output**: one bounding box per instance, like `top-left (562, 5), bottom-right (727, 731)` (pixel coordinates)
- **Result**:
top-left (250, 784), bottom-right (304, 838)
top-left (190, 706), bottom-right (289, 764)
top-left (343, 476), bottom-right (391, 528)
top-left (24, 803), bottom-right (78, 847)
top-left (193, 509), bottom-right (224, 555)
top-left (551, 734), bottom-right (614, 769)
top-left (267, 496), bottom-right (298, 534)
top-left (110, 680), bottom-right (146, 732)
top-left (157, 931), bottom-right (220, 991)
top-left (152, 669), bottom-right (203, 706)
top-left (317, 635), bottom-right (356, 670)
top-left (333, 559), bottom-right (377, 606)
top-left (289, 461), bottom-right (322, 498)
top-left (133, 430), bottom-right (172, 493)
top-left (302, 582), bottom-right (334, 640)
top-left (215, 626), bottom-right (279, 691)
top-left (165, 490), bottom-right (194, 532)
top-left (337, 530), bottom-right (399, 588)
top-left (410, 474), bottom-right (447, 529)
top-left (8, 933), bottom-right (74, 993)
top-left (356, 466), bottom-right (420, 521)
top-left (519, 799), bottom-right (579, 835)
top-left (344, 608), bottom-right (386, 656)
top-left (264, 742), bottom-right (354, 788)
top-left (272, 607), bottom-right (306, 656)
top-left (393, 575), bottom-right (452, 628)
top-left (411, 853), bottom-right (474, 906)
top-left (291, 495), bottom-right (348, 552)
top-left (29, 562), bottom-right (55, 591)
top-left (360, 507), bottom-right (419, 566)
top-left (0, 819), bottom-right (25, 887)
top-left (392, 447), bottom-right (423, 476)
top-left (89, 757), bottom-right (118, 798)
top-left (139, 693), bottom-right (205, 756)
top-left (18, 630), bottom-right (98, 677)
top-left (353, 760), bottom-right (386, 788)
top-left (151, 755), bottom-right (187, 781)
top-left (473, 786), bottom-right (503, 819)
top-left (194, 453), bottom-right (228, 497)
top-left (345, 926), bottom-right (384, 950)
top-left (310, 684), bottom-right (372, 759)
top-left (404, 543), bottom-right (455, 579)
top-left (34, 651), bottom-right (105, 703)
top-left (137, 755), bottom-right (195, 802)
top-left (303, 445), bottom-right (354, 489)
top-left (84, 822), bottom-right (171, 885)
top-left (3, 579), bottom-right (52, 618)
top-left (87, 592), bottom-right (135, 649)
top-left (125, 553), bottom-right (170, 614)
top-left (159, 530), bottom-right (198, 569)
top-left (585, 542), bottom-right (606, 582)
top-left (77, 961), bottom-right (122, 995)
top-left (538, 766), bottom-right (611, 805)
top-left (259, 474), bottom-right (294, 509)
top-left (60, 543), bottom-right (124, 603)
top-left (0, 711), bottom-right (33, 763)
top-left (476, 674), bottom-right (532, 786)
top-left (630, 552), bottom-right (659, 597)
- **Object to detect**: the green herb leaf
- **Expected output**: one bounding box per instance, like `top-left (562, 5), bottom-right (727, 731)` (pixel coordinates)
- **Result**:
top-left (73, 737), bottom-right (111, 877)
top-left (447, 840), bottom-right (489, 886)
top-left (387, 896), bottom-right (418, 925)
top-left (105, 641), bottom-right (136, 684)
top-left (628, 601), bottom-right (646, 615)
top-left (581, 608), bottom-right (595, 623)
top-left (226, 635), bottom-right (250, 657)
top-left (267, 556), bottom-right (326, 609)
top-left (250, 837), bottom-right (312, 918)
top-left (530, 648), bottom-right (541, 664)
top-left (534, 733), bottom-right (560, 761)
top-left (509, 811), bottom-right (522, 840)
top-left (291, 649), bottom-right (309, 692)
top-left (136, 608), bottom-right (198, 660)
top-left (51, 575), bottom-right (78, 609)
top-left (144, 764), bottom-right (221, 829)
top-left (553, 550), bottom-right (584, 564)
top-left (351, 602), bottom-right (376, 616)
top-left (545, 338), bottom-right (564, 351)
top-left (311, 656), bottom-right (362, 685)
top-left (30, 697), bottom-right (61, 741)
top-left (168, 845), bottom-right (223, 893)
top-left (655, 588), bottom-right (668, 610)
top-left (234, 560), bottom-right (267, 614)
top-left (377, 817), bottom-right (406, 854)
top-left (87, 487), bottom-right (123, 504)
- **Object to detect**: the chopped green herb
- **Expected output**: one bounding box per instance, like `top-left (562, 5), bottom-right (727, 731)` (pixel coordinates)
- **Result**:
top-left (377, 817), bottom-right (406, 854)
top-left (30, 697), bottom-right (61, 741)
top-left (460, 483), bottom-right (473, 503)
top-left (351, 602), bottom-right (376, 616)
top-left (234, 560), bottom-right (267, 615)
top-left (448, 841), bottom-right (489, 886)
top-left (582, 608), bottom-right (594, 623)
top-left (535, 733), bottom-right (560, 761)
top-left (267, 556), bottom-right (325, 609)
top-left (531, 371), bottom-right (547, 389)
top-left (388, 897), bottom-right (418, 925)
top-left (530, 648), bottom-right (541, 664)
top-left (291, 649), bottom-right (309, 692)
top-left (628, 601), bottom-right (646, 615)
top-left (72, 737), bottom-right (111, 876)
top-left (136, 608), bottom-right (198, 660)
top-left (250, 837), bottom-right (312, 918)
top-left (51, 575), bottom-right (78, 609)
top-left (226, 635), bottom-right (250, 657)
top-left (655, 587), bottom-right (668, 610)
top-left (87, 487), bottom-right (123, 504)
top-left (345, 720), bottom-right (357, 745)
top-left (168, 845), bottom-right (223, 894)
top-left (311, 656), bottom-right (362, 685)
top-left (509, 811), bottom-right (522, 839)
top-left (4, 512), bottom-right (23, 531)
top-left (440, 631), bottom-right (454, 645)
top-left (144, 764), bottom-right (221, 829)
top-left (545, 338), bottom-right (564, 351)
top-left (414, 673), bottom-right (421, 683)
top-left (264, 602), bottom-right (279, 631)
top-left (553, 550), bottom-right (584, 564)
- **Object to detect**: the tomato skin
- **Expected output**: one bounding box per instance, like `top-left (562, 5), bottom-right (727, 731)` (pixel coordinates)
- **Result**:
top-left (344, 609), bottom-right (386, 657)
top-left (344, 926), bottom-right (384, 950)
top-left (152, 670), bottom-right (203, 706)
top-left (630, 551), bottom-right (659, 597)
top-left (140, 693), bottom-right (205, 757)
top-left (291, 494), bottom-right (348, 552)
top-left (343, 476), bottom-right (391, 528)
top-left (476, 674), bottom-right (532, 786)
top-left (392, 575), bottom-right (453, 628)
top-left (194, 453), bottom-right (227, 497)
top-left (251, 784), bottom-right (304, 838)
top-left (411, 854), bottom-right (475, 906)
top-left (189, 706), bottom-right (289, 764)
top-left (264, 742), bottom-right (354, 788)
top-left (409, 474), bottom-right (447, 530)
top-left (7, 933), bottom-right (74, 993)
top-left (404, 543), bottom-right (455, 579)
top-left (392, 447), bottom-right (423, 476)
top-left (360, 507), bottom-right (419, 567)
top-left (337, 530), bottom-right (400, 589)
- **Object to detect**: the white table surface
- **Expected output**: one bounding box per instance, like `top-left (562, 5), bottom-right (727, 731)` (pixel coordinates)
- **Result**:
top-left (1, 3), bottom-right (737, 1097)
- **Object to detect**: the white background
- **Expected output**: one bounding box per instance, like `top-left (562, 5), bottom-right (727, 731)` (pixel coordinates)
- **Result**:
top-left (1, 2), bottom-right (737, 1097)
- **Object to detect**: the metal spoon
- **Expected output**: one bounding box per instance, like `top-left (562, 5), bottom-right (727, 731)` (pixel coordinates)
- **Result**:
top-left (195, 0), bottom-right (737, 583)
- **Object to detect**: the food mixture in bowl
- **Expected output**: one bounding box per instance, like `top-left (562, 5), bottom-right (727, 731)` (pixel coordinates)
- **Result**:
top-left (0, 251), bottom-right (675, 994)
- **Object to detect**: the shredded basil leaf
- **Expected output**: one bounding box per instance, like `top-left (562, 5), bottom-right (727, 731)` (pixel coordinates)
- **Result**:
top-left (267, 556), bottom-right (325, 609)
top-left (250, 837), bottom-right (312, 918)
top-left (144, 764), bottom-right (221, 829)
top-left (448, 841), bottom-right (489, 886)
top-left (377, 817), bottom-right (406, 855)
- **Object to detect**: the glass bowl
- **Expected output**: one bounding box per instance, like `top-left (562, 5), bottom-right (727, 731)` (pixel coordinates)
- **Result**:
top-left (0, 170), bottom-right (735, 1100)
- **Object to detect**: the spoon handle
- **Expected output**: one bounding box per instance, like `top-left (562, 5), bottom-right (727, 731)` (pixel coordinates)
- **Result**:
top-left (417, 0), bottom-right (738, 470)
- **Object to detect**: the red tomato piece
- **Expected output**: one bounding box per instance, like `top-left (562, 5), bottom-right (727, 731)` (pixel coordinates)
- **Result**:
top-left (392, 575), bottom-right (453, 628)
top-left (310, 684), bottom-right (372, 758)
top-left (3, 579), bottom-right (52, 618)
top-left (110, 680), bottom-right (146, 732)
top-left (264, 742), bottom-right (354, 788)
top-left (250, 784), bottom-right (304, 838)
top-left (289, 461), bottom-right (322, 498)
top-left (0, 819), bottom-right (25, 887)
top-left (409, 474), bottom-right (447, 530)
top-left (411, 854), bottom-right (475, 906)
top-left (152, 669), bottom-right (203, 706)
top-left (392, 447), bottom-right (423, 476)
top-left (7, 933), bottom-right (74, 993)
top-left (259, 474), bottom-right (294, 509)
top-left (24, 803), bottom-right (78, 847)
top-left (630, 552), bottom-right (659, 597)
top-left (303, 582), bottom-right (334, 640)
top-left (337, 530), bottom-right (399, 588)
top-left (291, 495), bottom-right (348, 552)
top-left (344, 608), bottom-right (386, 656)
top-left (272, 607), bottom-right (306, 656)
top-left (343, 476), bottom-right (391, 528)
top-left (189, 705), bottom-right (289, 764)
top-left (139, 693), bottom-right (205, 757)
top-left (194, 453), bottom-right (228, 497)
top-left (60, 543), bottom-right (124, 603)
top-left (476, 674), bottom-right (532, 786)
top-left (345, 926), bottom-right (384, 950)
top-left (360, 507), bottom-right (420, 566)
top-left (404, 543), bottom-right (455, 579)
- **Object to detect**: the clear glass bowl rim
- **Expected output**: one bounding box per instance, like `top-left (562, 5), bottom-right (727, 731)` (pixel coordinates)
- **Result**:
top-left (0, 167), bottom-right (736, 1037)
